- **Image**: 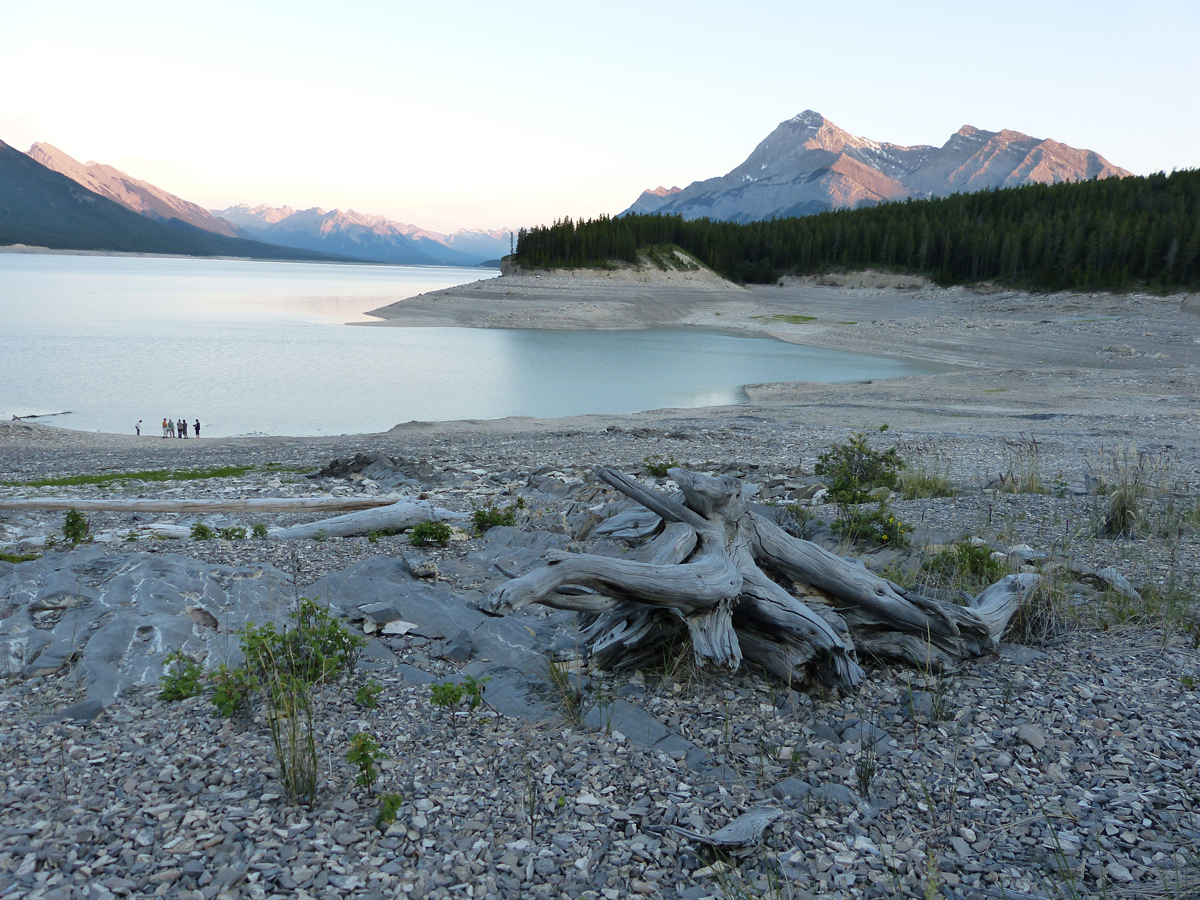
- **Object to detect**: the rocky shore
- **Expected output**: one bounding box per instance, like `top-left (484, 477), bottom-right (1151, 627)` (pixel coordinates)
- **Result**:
top-left (2, 276), bottom-right (1199, 900)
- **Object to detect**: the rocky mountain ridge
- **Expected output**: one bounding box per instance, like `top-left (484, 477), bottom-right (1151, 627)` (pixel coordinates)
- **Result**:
top-left (216, 203), bottom-right (513, 267)
top-left (27, 143), bottom-right (244, 238)
top-left (18, 142), bottom-right (512, 266)
top-left (624, 110), bottom-right (1131, 222)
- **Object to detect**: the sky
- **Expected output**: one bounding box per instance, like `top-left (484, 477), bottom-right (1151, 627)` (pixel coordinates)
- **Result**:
top-left (2, 0), bottom-right (1197, 234)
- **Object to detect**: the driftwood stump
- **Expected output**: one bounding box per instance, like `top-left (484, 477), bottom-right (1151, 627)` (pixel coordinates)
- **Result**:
top-left (488, 466), bottom-right (1039, 691)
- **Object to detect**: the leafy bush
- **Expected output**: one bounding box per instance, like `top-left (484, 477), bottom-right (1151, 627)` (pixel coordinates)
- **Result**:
top-left (240, 598), bottom-right (364, 688)
top-left (831, 501), bottom-right (910, 548)
top-left (62, 508), bottom-right (89, 545)
top-left (409, 521), bottom-right (452, 547)
top-left (430, 676), bottom-right (490, 734)
top-left (376, 792), bottom-right (404, 832)
top-left (218, 526), bottom-right (247, 541)
top-left (814, 428), bottom-right (905, 504)
top-left (471, 504), bottom-right (516, 535)
top-left (190, 522), bottom-right (214, 541)
top-left (355, 680), bottom-right (381, 709)
top-left (159, 650), bottom-right (205, 701)
top-left (347, 732), bottom-right (387, 794)
top-left (251, 523), bottom-right (269, 539)
top-left (643, 455), bottom-right (678, 478)
top-left (232, 600), bottom-right (363, 806)
top-left (210, 664), bottom-right (254, 717)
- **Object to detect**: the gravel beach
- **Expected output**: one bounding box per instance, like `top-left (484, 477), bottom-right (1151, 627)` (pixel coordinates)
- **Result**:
top-left (2, 274), bottom-right (1199, 900)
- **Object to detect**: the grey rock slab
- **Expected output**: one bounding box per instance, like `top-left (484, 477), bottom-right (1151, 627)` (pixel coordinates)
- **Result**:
top-left (769, 777), bottom-right (813, 800)
top-left (1, 549), bottom-right (296, 705)
top-left (39, 697), bottom-right (106, 724)
top-left (584, 699), bottom-right (669, 747)
top-left (1017, 723), bottom-right (1046, 750)
top-left (810, 783), bottom-right (857, 806)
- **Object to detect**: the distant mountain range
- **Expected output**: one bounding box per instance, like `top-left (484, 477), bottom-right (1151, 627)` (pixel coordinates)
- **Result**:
top-left (623, 111), bottom-right (1131, 222)
top-left (13, 142), bottom-right (512, 266)
top-left (214, 204), bottom-right (512, 267)
top-left (0, 139), bottom-right (348, 262)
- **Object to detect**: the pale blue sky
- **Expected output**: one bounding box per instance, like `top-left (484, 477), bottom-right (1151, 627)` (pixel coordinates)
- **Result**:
top-left (2, 0), bottom-right (1196, 232)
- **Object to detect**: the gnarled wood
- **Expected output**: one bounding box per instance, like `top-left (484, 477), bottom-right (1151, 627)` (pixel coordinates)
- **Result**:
top-left (485, 465), bottom-right (1038, 690)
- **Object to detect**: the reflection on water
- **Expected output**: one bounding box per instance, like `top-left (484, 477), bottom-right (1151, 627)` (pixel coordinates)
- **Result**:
top-left (1, 254), bottom-right (944, 437)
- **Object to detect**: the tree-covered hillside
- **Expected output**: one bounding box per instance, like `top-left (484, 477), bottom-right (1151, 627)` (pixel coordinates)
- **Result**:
top-left (515, 170), bottom-right (1200, 291)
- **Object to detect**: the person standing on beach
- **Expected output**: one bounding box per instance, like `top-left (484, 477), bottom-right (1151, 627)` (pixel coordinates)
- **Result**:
top-left (167, 418), bottom-right (175, 438)
top-left (178, 418), bottom-right (187, 439)
top-left (162, 418), bottom-right (169, 438)
top-left (193, 419), bottom-right (200, 438)
top-left (136, 420), bottom-right (142, 436)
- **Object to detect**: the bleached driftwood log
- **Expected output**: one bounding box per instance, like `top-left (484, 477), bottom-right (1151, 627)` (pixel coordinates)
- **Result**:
top-left (268, 499), bottom-right (467, 540)
top-left (488, 466), bottom-right (1040, 691)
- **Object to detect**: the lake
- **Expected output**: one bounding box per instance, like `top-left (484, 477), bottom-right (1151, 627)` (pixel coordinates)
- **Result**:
top-left (0, 254), bottom-right (944, 437)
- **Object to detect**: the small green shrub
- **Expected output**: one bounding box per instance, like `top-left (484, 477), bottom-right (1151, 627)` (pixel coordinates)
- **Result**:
top-left (159, 650), bottom-right (204, 701)
top-left (431, 681), bottom-right (463, 718)
top-left (355, 680), bottom-right (382, 709)
top-left (471, 504), bottom-right (516, 535)
top-left (347, 732), bottom-right (387, 794)
top-left (190, 522), bottom-right (214, 541)
top-left (240, 598), bottom-right (364, 688)
top-left (815, 428), bottom-right (904, 503)
top-left (643, 455), bottom-right (678, 478)
top-left (251, 523), bottom-right (269, 539)
top-left (831, 501), bottom-right (910, 548)
top-left (218, 526), bottom-right (247, 541)
top-left (62, 508), bottom-right (89, 545)
top-left (409, 520), bottom-right (452, 547)
top-left (123, 530), bottom-right (139, 542)
top-left (210, 664), bottom-right (254, 717)
top-left (430, 677), bottom-right (490, 733)
top-left (313, 528), bottom-right (328, 542)
top-left (376, 792), bottom-right (404, 831)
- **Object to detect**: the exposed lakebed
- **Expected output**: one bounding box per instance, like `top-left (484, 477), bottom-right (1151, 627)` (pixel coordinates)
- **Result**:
top-left (1, 254), bottom-right (945, 437)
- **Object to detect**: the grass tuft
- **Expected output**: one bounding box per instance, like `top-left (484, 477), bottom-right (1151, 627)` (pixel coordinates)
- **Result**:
top-left (3, 465), bottom-right (253, 488)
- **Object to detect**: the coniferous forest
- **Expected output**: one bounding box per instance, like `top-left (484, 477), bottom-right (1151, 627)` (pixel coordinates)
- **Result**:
top-left (514, 169), bottom-right (1200, 292)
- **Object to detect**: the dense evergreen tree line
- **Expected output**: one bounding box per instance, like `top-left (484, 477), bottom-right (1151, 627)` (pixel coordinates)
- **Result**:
top-left (515, 170), bottom-right (1200, 291)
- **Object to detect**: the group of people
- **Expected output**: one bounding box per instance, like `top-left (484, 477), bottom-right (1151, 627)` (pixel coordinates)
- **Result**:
top-left (159, 417), bottom-right (200, 439)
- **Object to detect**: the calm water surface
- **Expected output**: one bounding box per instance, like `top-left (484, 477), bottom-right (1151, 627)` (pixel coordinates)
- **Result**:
top-left (1, 254), bottom-right (943, 437)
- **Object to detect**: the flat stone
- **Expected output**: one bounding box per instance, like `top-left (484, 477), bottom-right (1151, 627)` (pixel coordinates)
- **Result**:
top-left (769, 777), bottom-right (812, 800)
top-left (1017, 723), bottom-right (1046, 750)
top-left (584, 699), bottom-right (669, 747)
top-left (40, 698), bottom-right (106, 724)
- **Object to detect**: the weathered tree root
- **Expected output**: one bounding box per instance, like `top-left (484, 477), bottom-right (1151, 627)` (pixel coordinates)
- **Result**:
top-left (487, 466), bottom-right (1039, 691)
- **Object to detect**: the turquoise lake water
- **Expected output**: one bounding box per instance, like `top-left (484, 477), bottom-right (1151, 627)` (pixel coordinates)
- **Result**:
top-left (0, 254), bottom-right (943, 437)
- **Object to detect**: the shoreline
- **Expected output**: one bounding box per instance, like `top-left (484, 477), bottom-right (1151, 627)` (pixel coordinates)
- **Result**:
top-left (7, 268), bottom-right (1195, 447)
top-left (0, 243), bottom-right (498, 270)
